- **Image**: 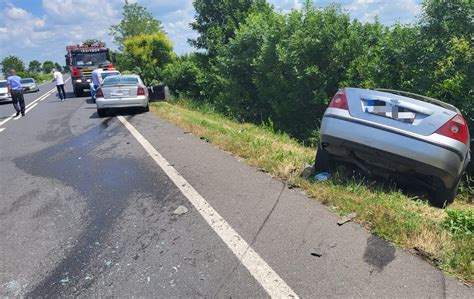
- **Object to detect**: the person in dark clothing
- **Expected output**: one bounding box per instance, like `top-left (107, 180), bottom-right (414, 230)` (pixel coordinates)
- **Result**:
top-left (7, 69), bottom-right (25, 116)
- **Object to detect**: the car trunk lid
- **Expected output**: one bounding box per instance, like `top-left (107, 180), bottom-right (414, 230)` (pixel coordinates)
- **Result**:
top-left (102, 84), bottom-right (138, 99)
top-left (346, 88), bottom-right (457, 136)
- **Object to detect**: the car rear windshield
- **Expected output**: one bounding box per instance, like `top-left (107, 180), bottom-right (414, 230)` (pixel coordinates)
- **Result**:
top-left (21, 79), bottom-right (34, 83)
top-left (0, 81), bottom-right (7, 88)
top-left (102, 76), bottom-right (138, 85)
top-left (101, 72), bottom-right (120, 79)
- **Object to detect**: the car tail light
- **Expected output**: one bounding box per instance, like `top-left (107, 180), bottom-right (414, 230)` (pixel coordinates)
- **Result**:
top-left (435, 114), bottom-right (469, 145)
top-left (96, 87), bottom-right (104, 98)
top-left (329, 89), bottom-right (348, 110)
top-left (137, 85), bottom-right (145, 96)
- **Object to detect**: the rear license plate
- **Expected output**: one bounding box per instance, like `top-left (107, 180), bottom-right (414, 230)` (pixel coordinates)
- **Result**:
top-left (365, 99), bottom-right (416, 123)
top-left (111, 90), bottom-right (130, 97)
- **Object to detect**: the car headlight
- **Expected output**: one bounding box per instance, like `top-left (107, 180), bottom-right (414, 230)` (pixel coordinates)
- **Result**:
top-left (76, 79), bottom-right (81, 83)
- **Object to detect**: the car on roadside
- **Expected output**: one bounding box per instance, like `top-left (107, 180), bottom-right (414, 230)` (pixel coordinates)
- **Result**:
top-left (315, 87), bottom-right (471, 207)
top-left (21, 78), bottom-right (39, 92)
top-left (0, 79), bottom-right (11, 101)
top-left (90, 70), bottom-right (121, 102)
top-left (95, 74), bottom-right (149, 117)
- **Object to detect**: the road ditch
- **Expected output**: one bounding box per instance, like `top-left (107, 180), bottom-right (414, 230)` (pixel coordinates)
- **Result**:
top-left (150, 101), bottom-right (473, 283)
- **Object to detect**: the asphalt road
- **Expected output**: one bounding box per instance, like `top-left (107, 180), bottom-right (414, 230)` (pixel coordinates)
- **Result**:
top-left (0, 77), bottom-right (471, 297)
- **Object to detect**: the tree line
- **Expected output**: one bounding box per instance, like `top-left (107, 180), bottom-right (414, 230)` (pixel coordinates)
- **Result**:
top-left (162, 0), bottom-right (472, 142)
top-left (1, 55), bottom-right (64, 80)
top-left (110, 0), bottom-right (472, 176)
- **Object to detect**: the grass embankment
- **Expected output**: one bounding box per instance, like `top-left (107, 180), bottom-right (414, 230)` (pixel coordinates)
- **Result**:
top-left (150, 101), bottom-right (473, 283)
top-left (37, 73), bottom-right (53, 83)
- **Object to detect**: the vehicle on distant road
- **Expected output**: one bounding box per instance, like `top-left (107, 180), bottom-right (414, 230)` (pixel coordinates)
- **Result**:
top-left (21, 78), bottom-right (39, 93)
top-left (315, 88), bottom-right (471, 207)
top-left (95, 75), bottom-right (149, 117)
top-left (0, 79), bottom-right (11, 101)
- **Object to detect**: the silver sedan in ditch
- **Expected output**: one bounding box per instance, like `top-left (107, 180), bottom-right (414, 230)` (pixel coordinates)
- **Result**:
top-left (315, 88), bottom-right (471, 207)
top-left (95, 75), bottom-right (149, 117)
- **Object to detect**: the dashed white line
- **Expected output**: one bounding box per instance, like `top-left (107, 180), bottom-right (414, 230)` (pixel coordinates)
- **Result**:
top-left (117, 115), bottom-right (298, 298)
top-left (0, 78), bottom-right (70, 128)
top-left (0, 128), bottom-right (5, 133)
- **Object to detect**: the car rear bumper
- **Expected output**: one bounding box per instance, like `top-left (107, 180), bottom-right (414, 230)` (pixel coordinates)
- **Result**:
top-left (320, 116), bottom-right (468, 188)
top-left (96, 97), bottom-right (148, 109)
top-left (22, 86), bottom-right (38, 92)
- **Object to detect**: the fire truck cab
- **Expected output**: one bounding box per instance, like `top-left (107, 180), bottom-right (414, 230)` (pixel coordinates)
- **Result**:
top-left (65, 43), bottom-right (115, 97)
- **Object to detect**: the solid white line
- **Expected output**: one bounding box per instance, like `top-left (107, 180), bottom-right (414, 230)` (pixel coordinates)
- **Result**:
top-left (0, 78), bottom-right (70, 126)
top-left (116, 115), bottom-right (298, 298)
top-left (25, 102), bottom-right (38, 114)
top-left (0, 128), bottom-right (5, 133)
top-left (0, 88), bottom-right (54, 125)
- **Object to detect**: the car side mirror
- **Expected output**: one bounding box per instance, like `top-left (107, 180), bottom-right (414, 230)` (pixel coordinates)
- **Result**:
top-left (65, 55), bottom-right (70, 65)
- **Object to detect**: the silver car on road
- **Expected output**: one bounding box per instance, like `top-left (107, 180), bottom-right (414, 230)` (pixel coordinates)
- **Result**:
top-left (316, 88), bottom-right (471, 207)
top-left (95, 75), bottom-right (149, 117)
top-left (21, 78), bottom-right (39, 92)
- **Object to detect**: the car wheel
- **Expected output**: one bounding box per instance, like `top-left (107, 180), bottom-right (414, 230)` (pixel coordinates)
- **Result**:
top-left (143, 102), bottom-right (150, 113)
top-left (97, 108), bottom-right (106, 118)
top-left (430, 178), bottom-right (460, 208)
top-left (314, 144), bottom-right (332, 172)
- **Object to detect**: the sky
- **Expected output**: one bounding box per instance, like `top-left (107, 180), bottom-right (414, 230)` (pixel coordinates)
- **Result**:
top-left (0, 0), bottom-right (422, 66)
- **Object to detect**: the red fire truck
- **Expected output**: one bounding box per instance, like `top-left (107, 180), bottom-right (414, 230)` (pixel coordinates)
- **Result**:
top-left (65, 43), bottom-right (115, 97)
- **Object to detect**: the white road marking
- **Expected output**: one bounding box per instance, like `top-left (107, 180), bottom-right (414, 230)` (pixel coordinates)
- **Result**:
top-left (0, 128), bottom-right (5, 133)
top-left (117, 115), bottom-right (298, 298)
top-left (0, 78), bottom-right (70, 127)
top-left (25, 102), bottom-right (38, 114)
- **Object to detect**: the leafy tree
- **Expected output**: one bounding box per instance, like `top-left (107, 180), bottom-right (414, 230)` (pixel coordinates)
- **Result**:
top-left (418, 0), bottom-right (473, 141)
top-left (419, 0), bottom-right (473, 46)
top-left (42, 60), bottom-right (55, 74)
top-left (190, 0), bottom-right (270, 56)
top-left (1, 55), bottom-right (25, 76)
top-left (28, 60), bottom-right (42, 73)
top-left (54, 62), bottom-right (62, 72)
top-left (110, 0), bottom-right (163, 49)
top-left (162, 54), bottom-right (202, 99)
top-left (82, 39), bottom-right (105, 47)
top-left (123, 32), bottom-right (175, 84)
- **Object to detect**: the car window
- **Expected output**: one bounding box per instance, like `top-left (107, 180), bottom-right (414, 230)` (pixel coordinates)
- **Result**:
top-left (102, 76), bottom-right (138, 85)
top-left (101, 72), bottom-right (120, 80)
top-left (21, 79), bottom-right (34, 83)
top-left (0, 81), bottom-right (7, 88)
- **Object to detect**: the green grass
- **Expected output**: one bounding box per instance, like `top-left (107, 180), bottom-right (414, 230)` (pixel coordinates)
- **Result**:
top-left (37, 73), bottom-right (53, 83)
top-left (150, 101), bottom-right (473, 283)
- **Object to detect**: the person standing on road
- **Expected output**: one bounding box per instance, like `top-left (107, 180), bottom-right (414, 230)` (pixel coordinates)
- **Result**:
top-left (53, 68), bottom-right (66, 101)
top-left (7, 69), bottom-right (25, 117)
top-left (91, 68), bottom-right (103, 100)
